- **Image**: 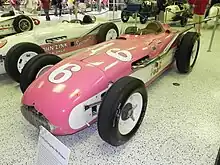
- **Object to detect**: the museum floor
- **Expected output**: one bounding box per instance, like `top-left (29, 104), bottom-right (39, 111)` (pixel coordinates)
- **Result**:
top-left (0, 12), bottom-right (219, 165)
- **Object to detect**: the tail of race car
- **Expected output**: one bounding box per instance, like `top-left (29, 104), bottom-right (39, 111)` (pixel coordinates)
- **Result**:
top-left (32, 18), bottom-right (40, 25)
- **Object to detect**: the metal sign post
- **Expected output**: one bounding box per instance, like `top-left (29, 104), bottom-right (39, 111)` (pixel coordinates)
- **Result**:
top-left (207, 8), bottom-right (220, 52)
top-left (113, 0), bottom-right (115, 20)
top-left (74, 2), bottom-right (78, 19)
top-left (135, 12), bottom-right (138, 27)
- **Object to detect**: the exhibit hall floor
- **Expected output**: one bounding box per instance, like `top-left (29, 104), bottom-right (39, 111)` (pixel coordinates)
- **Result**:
top-left (0, 14), bottom-right (219, 164)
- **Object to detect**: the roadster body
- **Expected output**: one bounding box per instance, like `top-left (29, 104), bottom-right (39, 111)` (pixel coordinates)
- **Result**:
top-left (0, 17), bottom-right (119, 82)
top-left (0, 10), bottom-right (40, 37)
top-left (20, 21), bottom-right (200, 146)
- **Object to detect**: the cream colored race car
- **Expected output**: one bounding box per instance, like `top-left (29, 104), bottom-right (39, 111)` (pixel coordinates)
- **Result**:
top-left (206, 3), bottom-right (220, 27)
top-left (0, 10), bottom-right (40, 37)
top-left (0, 15), bottom-right (119, 82)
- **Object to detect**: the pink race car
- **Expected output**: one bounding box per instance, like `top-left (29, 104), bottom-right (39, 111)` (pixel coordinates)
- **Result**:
top-left (20, 21), bottom-right (200, 146)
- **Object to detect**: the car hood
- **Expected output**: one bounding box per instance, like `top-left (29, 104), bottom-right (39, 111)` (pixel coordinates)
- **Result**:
top-left (22, 58), bottom-right (109, 127)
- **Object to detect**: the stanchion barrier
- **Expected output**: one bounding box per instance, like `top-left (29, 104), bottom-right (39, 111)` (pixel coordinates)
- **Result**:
top-left (134, 12), bottom-right (137, 26)
top-left (112, 0), bottom-right (115, 20)
top-left (207, 7), bottom-right (220, 52)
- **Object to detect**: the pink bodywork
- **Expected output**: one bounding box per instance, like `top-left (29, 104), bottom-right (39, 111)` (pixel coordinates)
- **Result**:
top-left (22, 24), bottom-right (179, 135)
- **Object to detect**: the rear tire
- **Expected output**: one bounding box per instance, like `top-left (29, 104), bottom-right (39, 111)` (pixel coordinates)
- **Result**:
top-left (97, 22), bottom-right (119, 43)
top-left (98, 76), bottom-right (147, 146)
top-left (20, 54), bottom-right (61, 93)
top-left (13, 15), bottom-right (34, 33)
top-left (121, 9), bottom-right (129, 23)
top-left (4, 42), bottom-right (45, 82)
top-left (175, 32), bottom-right (200, 73)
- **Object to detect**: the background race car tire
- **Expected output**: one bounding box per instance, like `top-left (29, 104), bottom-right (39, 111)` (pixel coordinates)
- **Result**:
top-left (4, 42), bottom-right (45, 82)
top-left (20, 54), bottom-right (62, 93)
top-left (180, 12), bottom-right (188, 27)
top-left (180, 17), bottom-right (188, 27)
top-left (175, 32), bottom-right (200, 73)
top-left (97, 22), bottom-right (119, 43)
top-left (13, 15), bottom-right (34, 33)
top-left (98, 76), bottom-right (148, 146)
top-left (121, 9), bottom-right (129, 23)
top-left (139, 15), bottom-right (148, 24)
top-left (215, 147), bottom-right (220, 165)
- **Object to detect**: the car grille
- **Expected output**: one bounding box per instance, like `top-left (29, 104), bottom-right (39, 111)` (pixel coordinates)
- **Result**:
top-left (21, 105), bottom-right (51, 131)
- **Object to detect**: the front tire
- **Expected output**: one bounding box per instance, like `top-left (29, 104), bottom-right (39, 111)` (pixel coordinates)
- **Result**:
top-left (98, 76), bottom-right (148, 146)
top-left (175, 32), bottom-right (200, 73)
top-left (20, 54), bottom-right (62, 93)
top-left (4, 42), bottom-right (45, 82)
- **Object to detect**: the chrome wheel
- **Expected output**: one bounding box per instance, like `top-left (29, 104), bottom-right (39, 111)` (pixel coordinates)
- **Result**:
top-left (118, 92), bottom-right (143, 135)
top-left (17, 52), bottom-right (38, 73)
top-left (105, 29), bottom-right (118, 41)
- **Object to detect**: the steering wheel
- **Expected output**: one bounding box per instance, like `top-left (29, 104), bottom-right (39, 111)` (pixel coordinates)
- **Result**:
top-left (70, 19), bottom-right (82, 24)
top-left (62, 19), bottom-right (82, 24)
top-left (62, 20), bottom-right (69, 23)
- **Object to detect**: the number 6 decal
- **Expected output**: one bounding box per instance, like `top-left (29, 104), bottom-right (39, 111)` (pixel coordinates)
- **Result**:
top-left (106, 48), bottom-right (132, 62)
top-left (49, 63), bottom-right (81, 84)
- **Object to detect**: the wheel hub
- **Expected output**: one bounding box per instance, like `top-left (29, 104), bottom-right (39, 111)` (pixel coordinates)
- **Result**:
top-left (121, 103), bottom-right (133, 121)
top-left (118, 92), bottom-right (143, 135)
top-left (19, 19), bottom-right (31, 31)
top-left (17, 51), bottom-right (38, 73)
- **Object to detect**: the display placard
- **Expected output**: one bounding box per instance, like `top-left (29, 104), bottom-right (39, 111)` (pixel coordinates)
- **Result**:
top-left (36, 126), bottom-right (71, 165)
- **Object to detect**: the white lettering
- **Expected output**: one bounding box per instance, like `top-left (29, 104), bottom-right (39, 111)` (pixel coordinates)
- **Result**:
top-left (106, 48), bottom-right (132, 62)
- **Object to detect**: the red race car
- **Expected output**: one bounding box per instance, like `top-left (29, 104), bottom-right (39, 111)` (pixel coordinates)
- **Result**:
top-left (20, 21), bottom-right (200, 146)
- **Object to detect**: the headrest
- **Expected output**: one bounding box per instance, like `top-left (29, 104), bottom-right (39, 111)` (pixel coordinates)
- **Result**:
top-left (145, 21), bottom-right (163, 33)
top-left (82, 15), bottom-right (96, 24)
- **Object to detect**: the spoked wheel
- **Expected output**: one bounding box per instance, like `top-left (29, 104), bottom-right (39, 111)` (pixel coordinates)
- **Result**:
top-left (139, 15), bottom-right (148, 24)
top-left (13, 15), bottom-right (34, 33)
top-left (20, 54), bottom-right (62, 93)
top-left (98, 76), bottom-right (148, 146)
top-left (18, 19), bottom-right (32, 31)
top-left (175, 32), bottom-right (200, 73)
